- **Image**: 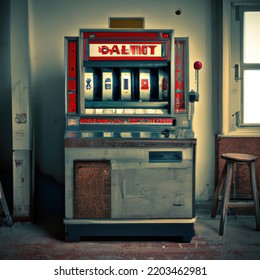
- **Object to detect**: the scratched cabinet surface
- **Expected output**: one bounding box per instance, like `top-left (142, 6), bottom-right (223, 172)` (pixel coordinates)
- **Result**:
top-left (112, 163), bottom-right (193, 219)
top-left (66, 142), bottom-right (195, 220)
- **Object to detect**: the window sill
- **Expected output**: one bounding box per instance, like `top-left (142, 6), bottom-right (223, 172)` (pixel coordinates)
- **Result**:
top-left (227, 126), bottom-right (260, 137)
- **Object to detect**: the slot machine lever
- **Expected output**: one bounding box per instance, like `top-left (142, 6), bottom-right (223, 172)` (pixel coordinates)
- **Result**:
top-left (188, 61), bottom-right (202, 134)
top-left (189, 61), bottom-right (202, 103)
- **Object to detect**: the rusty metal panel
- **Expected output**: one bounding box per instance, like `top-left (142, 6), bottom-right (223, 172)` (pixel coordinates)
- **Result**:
top-left (74, 161), bottom-right (111, 218)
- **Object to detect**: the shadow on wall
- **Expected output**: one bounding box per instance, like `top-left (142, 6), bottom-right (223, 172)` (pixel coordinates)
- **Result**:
top-left (0, 170), bottom-right (13, 214)
top-left (0, 170), bottom-right (65, 221)
top-left (34, 170), bottom-right (65, 221)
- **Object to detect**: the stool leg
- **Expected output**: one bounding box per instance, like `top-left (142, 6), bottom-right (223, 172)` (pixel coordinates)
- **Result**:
top-left (211, 162), bottom-right (227, 218)
top-left (249, 161), bottom-right (260, 231)
top-left (219, 162), bottom-right (233, 236)
top-left (232, 163), bottom-right (237, 199)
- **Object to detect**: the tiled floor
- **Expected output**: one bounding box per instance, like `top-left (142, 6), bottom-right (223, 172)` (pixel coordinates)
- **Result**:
top-left (1, 206), bottom-right (260, 260)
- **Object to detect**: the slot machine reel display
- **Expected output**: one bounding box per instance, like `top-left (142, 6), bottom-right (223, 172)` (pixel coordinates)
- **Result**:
top-left (64, 29), bottom-right (201, 242)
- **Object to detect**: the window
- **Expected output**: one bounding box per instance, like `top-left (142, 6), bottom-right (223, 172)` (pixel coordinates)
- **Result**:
top-left (231, 5), bottom-right (260, 129)
top-left (243, 11), bottom-right (260, 124)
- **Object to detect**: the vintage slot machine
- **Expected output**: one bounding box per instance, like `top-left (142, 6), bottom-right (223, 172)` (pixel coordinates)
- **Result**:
top-left (64, 29), bottom-right (201, 242)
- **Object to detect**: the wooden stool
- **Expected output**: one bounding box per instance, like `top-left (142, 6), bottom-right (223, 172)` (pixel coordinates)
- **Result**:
top-left (211, 153), bottom-right (260, 235)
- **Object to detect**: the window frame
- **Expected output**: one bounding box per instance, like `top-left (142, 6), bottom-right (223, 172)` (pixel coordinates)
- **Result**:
top-left (230, 3), bottom-right (260, 132)
top-left (239, 6), bottom-right (260, 126)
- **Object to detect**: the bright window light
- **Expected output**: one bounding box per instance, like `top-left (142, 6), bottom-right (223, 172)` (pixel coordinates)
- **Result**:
top-left (244, 12), bottom-right (260, 63)
top-left (243, 70), bottom-right (260, 124)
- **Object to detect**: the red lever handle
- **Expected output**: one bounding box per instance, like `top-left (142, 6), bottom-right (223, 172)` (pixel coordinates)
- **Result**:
top-left (194, 61), bottom-right (202, 70)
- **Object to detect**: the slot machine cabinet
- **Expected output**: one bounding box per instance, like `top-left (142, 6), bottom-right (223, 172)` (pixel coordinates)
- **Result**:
top-left (64, 30), bottom-right (198, 242)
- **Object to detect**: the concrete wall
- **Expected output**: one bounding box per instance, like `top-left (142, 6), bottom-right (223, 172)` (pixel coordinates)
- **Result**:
top-left (0, 1), bottom-right (12, 171)
top-left (28, 0), bottom-right (215, 201)
top-left (3, 0), bottom-right (218, 203)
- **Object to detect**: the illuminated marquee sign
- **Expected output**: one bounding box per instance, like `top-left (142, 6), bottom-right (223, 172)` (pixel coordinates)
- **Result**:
top-left (88, 42), bottom-right (164, 60)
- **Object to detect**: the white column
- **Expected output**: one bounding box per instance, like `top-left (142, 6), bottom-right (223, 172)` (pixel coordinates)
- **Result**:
top-left (11, 0), bottom-right (32, 219)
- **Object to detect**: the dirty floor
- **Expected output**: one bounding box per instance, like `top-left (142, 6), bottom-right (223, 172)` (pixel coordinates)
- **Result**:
top-left (0, 206), bottom-right (260, 260)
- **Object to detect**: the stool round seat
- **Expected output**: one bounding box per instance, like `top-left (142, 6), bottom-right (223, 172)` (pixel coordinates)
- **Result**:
top-left (222, 153), bottom-right (258, 163)
top-left (211, 152), bottom-right (260, 235)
